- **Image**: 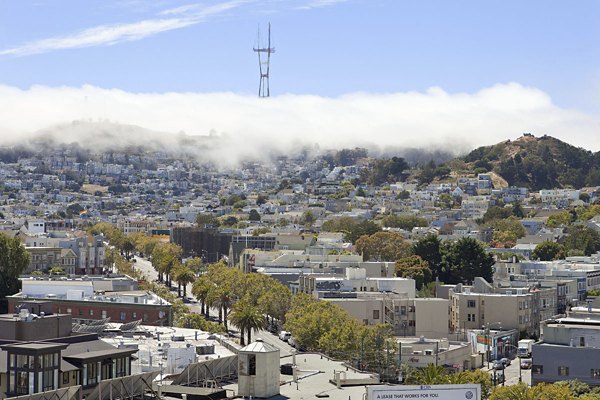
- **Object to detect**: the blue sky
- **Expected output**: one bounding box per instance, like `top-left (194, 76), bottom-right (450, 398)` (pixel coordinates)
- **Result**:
top-left (1, 0), bottom-right (598, 106)
top-left (1, 0), bottom-right (600, 152)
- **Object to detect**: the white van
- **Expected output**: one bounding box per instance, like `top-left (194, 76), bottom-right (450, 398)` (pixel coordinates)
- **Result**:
top-left (279, 331), bottom-right (292, 342)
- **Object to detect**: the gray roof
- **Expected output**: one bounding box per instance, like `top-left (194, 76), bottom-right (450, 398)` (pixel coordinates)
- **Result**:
top-left (239, 339), bottom-right (279, 353)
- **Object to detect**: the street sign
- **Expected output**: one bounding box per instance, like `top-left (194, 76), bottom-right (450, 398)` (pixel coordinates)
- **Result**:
top-left (367, 384), bottom-right (480, 400)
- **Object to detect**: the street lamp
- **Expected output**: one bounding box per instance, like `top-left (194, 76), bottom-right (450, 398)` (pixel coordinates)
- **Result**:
top-left (504, 343), bottom-right (522, 384)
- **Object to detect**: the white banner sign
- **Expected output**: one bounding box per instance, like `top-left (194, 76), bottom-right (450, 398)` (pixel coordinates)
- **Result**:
top-left (367, 384), bottom-right (480, 400)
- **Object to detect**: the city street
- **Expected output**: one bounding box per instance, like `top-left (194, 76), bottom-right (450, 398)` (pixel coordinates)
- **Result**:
top-left (485, 358), bottom-right (532, 387)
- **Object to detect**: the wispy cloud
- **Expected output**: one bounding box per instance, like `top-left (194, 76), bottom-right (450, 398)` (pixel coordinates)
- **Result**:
top-left (0, 1), bottom-right (249, 57)
top-left (297, 0), bottom-right (349, 10)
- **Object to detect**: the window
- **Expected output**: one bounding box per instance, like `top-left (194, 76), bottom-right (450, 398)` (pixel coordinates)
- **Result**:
top-left (66, 308), bottom-right (72, 314)
top-left (132, 312), bottom-right (137, 319)
top-left (101, 310), bottom-right (107, 319)
top-left (89, 309), bottom-right (94, 316)
top-left (408, 320), bottom-right (415, 327)
top-left (78, 309), bottom-right (83, 316)
top-left (467, 300), bottom-right (476, 308)
top-left (115, 358), bottom-right (127, 378)
top-left (592, 369), bottom-right (600, 379)
top-left (373, 310), bottom-right (380, 320)
top-left (532, 365), bottom-right (543, 375)
top-left (120, 312), bottom-right (126, 321)
top-left (63, 372), bottom-right (69, 385)
top-left (400, 306), bottom-right (406, 316)
top-left (580, 337), bottom-right (586, 347)
top-left (143, 313), bottom-right (148, 322)
top-left (85, 362), bottom-right (99, 386)
top-left (558, 366), bottom-right (569, 376)
top-left (42, 370), bottom-right (54, 391)
top-left (248, 354), bottom-right (256, 376)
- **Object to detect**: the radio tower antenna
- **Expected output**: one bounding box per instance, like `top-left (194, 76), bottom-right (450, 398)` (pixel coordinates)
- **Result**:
top-left (253, 23), bottom-right (275, 97)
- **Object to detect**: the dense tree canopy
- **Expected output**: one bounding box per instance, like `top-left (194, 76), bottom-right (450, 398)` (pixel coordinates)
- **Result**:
top-left (381, 215), bottom-right (429, 230)
top-left (321, 217), bottom-right (381, 243)
top-left (442, 237), bottom-right (494, 284)
top-left (395, 255), bottom-right (432, 289)
top-left (0, 233), bottom-right (30, 308)
top-left (532, 241), bottom-right (566, 261)
top-left (355, 231), bottom-right (412, 262)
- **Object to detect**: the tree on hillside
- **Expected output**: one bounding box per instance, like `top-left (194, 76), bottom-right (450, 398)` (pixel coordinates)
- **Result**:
top-left (0, 233), bottom-right (30, 311)
top-left (248, 209), bottom-right (261, 221)
top-left (355, 231), bottom-right (411, 262)
top-left (482, 206), bottom-right (512, 223)
top-left (196, 213), bottom-right (220, 227)
top-left (413, 234), bottom-right (443, 280)
top-left (564, 225), bottom-right (600, 256)
top-left (381, 215), bottom-right (428, 230)
top-left (442, 237), bottom-right (494, 284)
top-left (546, 211), bottom-right (574, 228)
top-left (395, 255), bottom-right (432, 289)
top-left (532, 241), bottom-right (566, 261)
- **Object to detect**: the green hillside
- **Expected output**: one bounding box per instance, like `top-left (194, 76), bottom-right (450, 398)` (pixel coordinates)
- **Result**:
top-left (462, 134), bottom-right (600, 190)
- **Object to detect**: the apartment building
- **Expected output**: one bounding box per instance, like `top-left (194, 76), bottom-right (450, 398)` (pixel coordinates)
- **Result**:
top-left (532, 306), bottom-right (600, 386)
top-left (450, 285), bottom-right (536, 336)
top-left (8, 278), bottom-right (172, 326)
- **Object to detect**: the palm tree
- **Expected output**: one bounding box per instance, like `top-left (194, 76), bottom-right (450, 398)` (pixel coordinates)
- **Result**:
top-left (173, 265), bottom-right (196, 298)
top-left (230, 300), bottom-right (265, 346)
top-left (210, 287), bottom-right (233, 331)
top-left (192, 277), bottom-right (212, 315)
top-left (405, 363), bottom-right (448, 385)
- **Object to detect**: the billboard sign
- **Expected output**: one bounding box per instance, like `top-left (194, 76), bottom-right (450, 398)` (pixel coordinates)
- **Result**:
top-left (367, 384), bottom-right (480, 400)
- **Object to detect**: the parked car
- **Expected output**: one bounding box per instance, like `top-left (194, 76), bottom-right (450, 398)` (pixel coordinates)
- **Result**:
top-left (500, 357), bottom-right (511, 366)
top-left (493, 360), bottom-right (505, 370)
top-left (288, 336), bottom-right (296, 347)
top-left (520, 359), bottom-right (532, 369)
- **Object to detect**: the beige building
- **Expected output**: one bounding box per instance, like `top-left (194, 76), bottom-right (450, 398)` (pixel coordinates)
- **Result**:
top-left (25, 247), bottom-right (77, 274)
top-left (451, 287), bottom-right (535, 336)
top-left (398, 337), bottom-right (478, 371)
top-left (327, 294), bottom-right (449, 338)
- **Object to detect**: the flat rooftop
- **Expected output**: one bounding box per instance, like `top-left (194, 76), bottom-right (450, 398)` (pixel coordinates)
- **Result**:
top-left (101, 324), bottom-right (237, 378)
top-left (224, 353), bottom-right (378, 400)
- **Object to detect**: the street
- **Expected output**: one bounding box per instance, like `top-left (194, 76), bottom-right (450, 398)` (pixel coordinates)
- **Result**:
top-left (486, 358), bottom-right (532, 387)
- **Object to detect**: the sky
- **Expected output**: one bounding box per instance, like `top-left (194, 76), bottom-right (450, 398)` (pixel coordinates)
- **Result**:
top-left (1, 0), bottom-right (600, 153)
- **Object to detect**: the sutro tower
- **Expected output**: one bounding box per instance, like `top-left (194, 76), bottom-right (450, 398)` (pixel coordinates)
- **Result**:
top-left (253, 23), bottom-right (275, 97)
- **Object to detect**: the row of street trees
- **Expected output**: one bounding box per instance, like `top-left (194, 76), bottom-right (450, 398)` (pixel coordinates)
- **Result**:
top-left (192, 262), bottom-right (291, 345)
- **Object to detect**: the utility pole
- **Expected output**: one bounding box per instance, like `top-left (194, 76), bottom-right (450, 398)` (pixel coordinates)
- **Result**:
top-left (253, 23), bottom-right (275, 97)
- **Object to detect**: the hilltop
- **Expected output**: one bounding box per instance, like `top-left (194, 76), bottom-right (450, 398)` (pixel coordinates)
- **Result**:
top-left (461, 134), bottom-right (600, 190)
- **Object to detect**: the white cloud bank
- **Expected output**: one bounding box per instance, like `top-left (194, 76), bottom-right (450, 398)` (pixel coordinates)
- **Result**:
top-left (0, 82), bottom-right (598, 162)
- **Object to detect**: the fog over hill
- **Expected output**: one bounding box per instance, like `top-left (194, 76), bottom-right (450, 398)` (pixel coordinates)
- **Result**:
top-left (1, 82), bottom-right (599, 166)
